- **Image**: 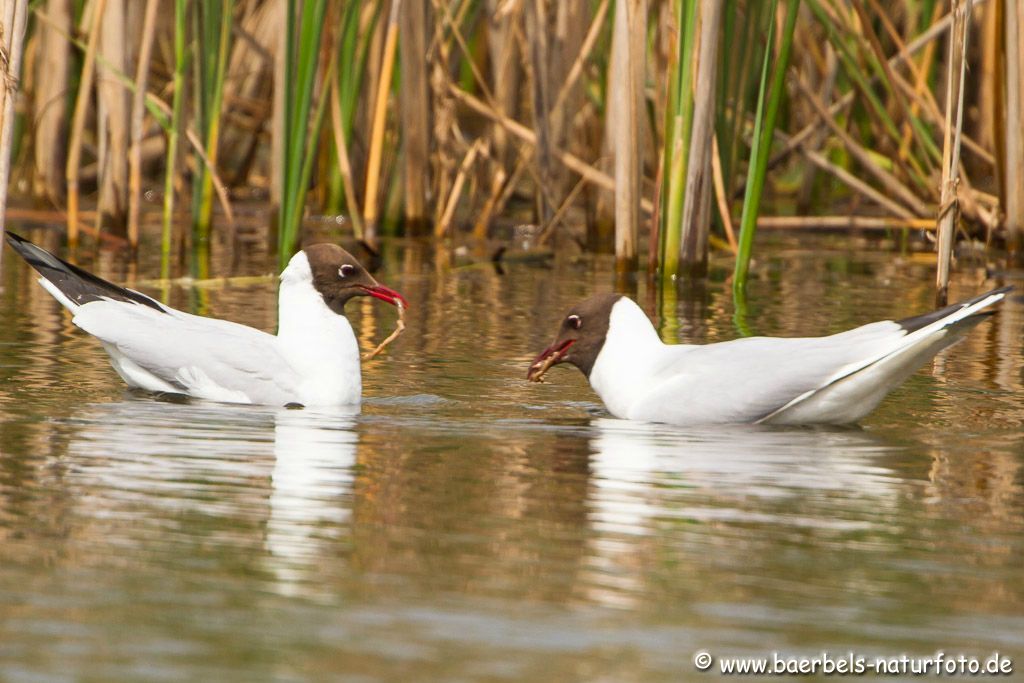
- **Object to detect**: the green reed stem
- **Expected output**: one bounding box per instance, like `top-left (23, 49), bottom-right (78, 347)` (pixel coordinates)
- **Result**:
top-left (161, 0), bottom-right (188, 280)
top-left (193, 0), bottom-right (233, 245)
top-left (733, 0), bottom-right (799, 298)
top-left (659, 0), bottom-right (698, 283)
top-left (278, 0), bottom-right (328, 270)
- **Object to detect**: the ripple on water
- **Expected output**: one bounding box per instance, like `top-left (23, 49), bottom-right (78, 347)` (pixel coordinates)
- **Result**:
top-left (0, 234), bottom-right (1022, 680)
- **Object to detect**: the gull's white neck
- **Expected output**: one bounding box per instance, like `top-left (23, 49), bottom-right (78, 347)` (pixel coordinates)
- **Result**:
top-left (588, 298), bottom-right (665, 419)
top-left (277, 252), bottom-right (361, 405)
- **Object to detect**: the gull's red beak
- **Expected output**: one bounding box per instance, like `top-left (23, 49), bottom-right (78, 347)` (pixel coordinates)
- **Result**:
top-left (360, 284), bottom-right (409, 309)
top-left (527, 339), bottom-right (575, 382)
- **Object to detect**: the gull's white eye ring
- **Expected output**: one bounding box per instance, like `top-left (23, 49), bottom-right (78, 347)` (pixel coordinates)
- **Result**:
top-left (339, 264), bottom-right (356, 278)
top-left (568, 314), bottom-right (582, 329)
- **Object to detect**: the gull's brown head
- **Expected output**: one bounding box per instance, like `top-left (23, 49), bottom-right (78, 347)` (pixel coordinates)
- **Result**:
top-left (527, 293), bottom-right (621, 382)
top-left (303, 243), bottom-right (408, 314)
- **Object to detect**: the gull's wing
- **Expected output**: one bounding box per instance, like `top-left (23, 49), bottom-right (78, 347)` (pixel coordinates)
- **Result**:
top-left (630, 287), bottom-right (1010, 425)
top-left (629, 321), bottom-right (903, 424)
top-left (73, 301), bottom-right (300, 405)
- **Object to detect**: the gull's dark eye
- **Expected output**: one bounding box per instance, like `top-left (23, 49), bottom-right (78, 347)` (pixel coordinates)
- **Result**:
top-left (339, 264), bottom-right (356, 278)
top-left (567, 314), bottom-right (582, 330)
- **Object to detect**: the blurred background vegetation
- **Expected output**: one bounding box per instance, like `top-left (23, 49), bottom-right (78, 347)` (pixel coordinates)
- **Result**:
top-left (0, 0), bottom-right (1017, 297)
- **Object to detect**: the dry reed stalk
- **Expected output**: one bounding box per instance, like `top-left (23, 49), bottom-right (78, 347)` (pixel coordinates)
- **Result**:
top-left (881, 55), bottom-right (994, 169)
top-left (97, 0), bottom-right (130, 232)
top-left (849, 0), bottom-right (937, 176)
top-left (852, 0), bottom-right (993, 170)
top-left (66, 0), bottom-right (107, 248)
top-left (710, 134), bottom-right (736, 252)
top-left (485, 0), bottom-right (520, 169)
top-left (648, 153), bottom-right (663, 275)
top-left (547, 1), bottom-right (587, 206)
top-left (447, 84), bottom-right (654, 213)
top-left (361, 0), bottom-right (399, 248)
top-left (127, 0), bottom-right (159, 250)
top-left (490, 153), bottom-right (529, 222)
top-left (679, 0), bottom-right (723, 274)
top-left (977, 0), bottom-right (999, 154)
top-left (471, 165), bottom-right (506, 240)
top-left (769, 8), bottom-right (969, 169)
top-left (610, 0), bottom-right (646, 270)
top-left (399, 0), bottom-right (431, 231)
top-left (435, 139), bottom-right (482, 237)
top-left (795, 43), bottom-right (836, 210)
top-left (270, 0), bottom-right (285, 217)
top-left (32, 0), bottom-right (69, 205)
top-left (936, 0), bottom-right (973, 303)
top-left (538, 176), bottom-right (586, 245)
top-left (428, 35), bottom-right (454, 230)
top-left (874, 12), bottom-right (994, 172)
top-left (757, 216), bottom-right (935, 230)
top-left (794, 74), bottom-right (929, 216)
top-left (525, 0), bottom-right (554, 224)
top-left (890, 0), bottom-right (943, 160)
top-left (329, 81), bottom-right (364, 241)
top-left (436, 0), bottom-right (498, 105)
top-left (550, 0), bottom-right (608, 114)
top-left (809, 1), bottom-right (931, 189)
top-left (1004, 0), bottom-right (1024, 256)
top-left (0, 0), bottom-right (27, 272)
top-left (222, 1), bottom-right (277, 186)
top-left (0, 0), bottom-right (15, 128)
top-left (783, 129), bottom-right (916, 218)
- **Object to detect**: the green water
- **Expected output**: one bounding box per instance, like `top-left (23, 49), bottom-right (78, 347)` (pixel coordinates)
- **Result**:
top-left (0, 231), bottom-right (1021, 681)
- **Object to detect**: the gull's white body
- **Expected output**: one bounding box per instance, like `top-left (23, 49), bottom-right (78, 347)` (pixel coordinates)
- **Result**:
top-left (53, 252), bottom-right (361, 406)
top-left (587, 294), bottom-right (1006, 426)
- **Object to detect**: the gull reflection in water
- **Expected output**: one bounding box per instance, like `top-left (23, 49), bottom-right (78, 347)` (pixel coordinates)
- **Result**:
top-left (266, 406), bottom-right (358, 598)
top-left (59, 398), bottom-right (359, 599)
top-left (583, 418), bottom-right (908, 607)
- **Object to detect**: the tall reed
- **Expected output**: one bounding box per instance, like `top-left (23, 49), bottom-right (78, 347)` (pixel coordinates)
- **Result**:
top-left (128, 0), bottom-right (159, 250)
top-left (162, 0), bottom-right (189, 278)
top-left (325, 1), bottom-right (377, 218)
top-left (677, 1), bottom-right (723, 274)
top-left (192, 0), bottom-right (234, 248)
top-left (97, 0), bottom-right (129, 231)
top-left (400, 0), bottom-right (431, 232)
top-left (65, 0), bottom-right (106, 248)
top-left (658, 0), bottom-right (698, 282)
top-left (362, 0), bottom-right (399, 249)
top-left (32, 0), bottom-right (69, 206)
top-left (1003, 0), bottom-right (1024, 258)
top-left (4, 0), bottom-right (1020, 289)
top-left (733, 0), bottom-right (800, 298)
top-left (0, 0), bottom-right (27, 271)
top-left (277, 0), bottom-right (328, 269)
top-left (935, 0), bottom-right (972, 304)
top-left (611, 0), bottom-right (647, 270)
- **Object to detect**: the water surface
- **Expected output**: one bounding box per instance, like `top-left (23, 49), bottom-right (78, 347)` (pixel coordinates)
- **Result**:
top-left (1, 231), bottom-right (1022, 681)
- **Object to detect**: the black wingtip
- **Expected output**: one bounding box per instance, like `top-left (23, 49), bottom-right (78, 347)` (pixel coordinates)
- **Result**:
top-left (5, 230), bottom-right (31, 252)
top-left (4, 231), bottom-right (167, 313)
top-left (897, 285), bottom-right (1013, 334)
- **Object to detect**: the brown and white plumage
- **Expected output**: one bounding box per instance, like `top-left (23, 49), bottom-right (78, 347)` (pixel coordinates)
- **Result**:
top-left (529, 288), bottom-right (1011, 426)
top-left (6, 232), bottom-right (407, 407)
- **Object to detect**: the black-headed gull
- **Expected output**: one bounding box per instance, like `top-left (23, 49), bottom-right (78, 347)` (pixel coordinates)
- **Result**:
top-left (6, 232), bottom-right (407, 407)
top-left (527, 288), bottom-right (1011, 425)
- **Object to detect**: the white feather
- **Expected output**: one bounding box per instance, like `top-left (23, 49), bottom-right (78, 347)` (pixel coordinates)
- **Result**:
top-left (63, 251), bottom-right (362, 407)
top-left (586, 293), bottom-right (1006, 426)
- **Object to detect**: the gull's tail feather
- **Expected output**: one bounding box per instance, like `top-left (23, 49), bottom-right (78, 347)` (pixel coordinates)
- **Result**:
top-left (4, 231), bottom-right (165, 313)
top-left (763, 286), bottom-right (1012, 424)
top-left (895, 285), bottom-right (1014, 334)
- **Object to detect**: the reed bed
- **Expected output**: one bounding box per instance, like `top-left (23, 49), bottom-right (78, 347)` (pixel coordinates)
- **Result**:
top-left (0, 0), bottom-right (1020, 292)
